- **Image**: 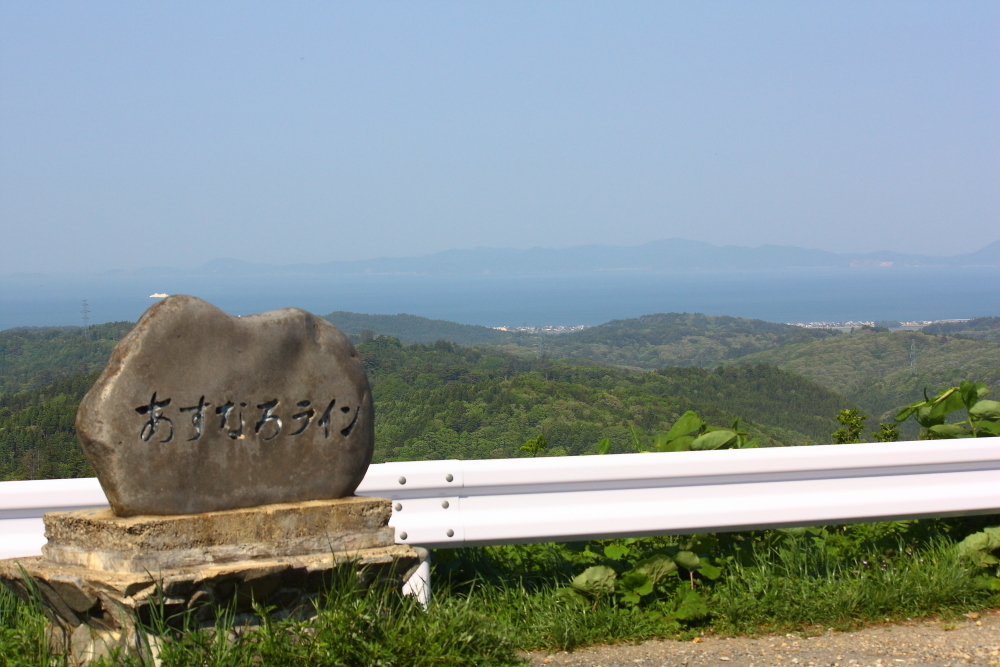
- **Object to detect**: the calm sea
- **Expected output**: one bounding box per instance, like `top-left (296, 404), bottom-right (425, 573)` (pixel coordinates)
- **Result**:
top-left (1, 266), bottom-right (997, 330)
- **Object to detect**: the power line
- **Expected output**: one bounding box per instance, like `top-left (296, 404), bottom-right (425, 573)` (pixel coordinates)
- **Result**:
top-left (81, 300), bottom-right (90, 340)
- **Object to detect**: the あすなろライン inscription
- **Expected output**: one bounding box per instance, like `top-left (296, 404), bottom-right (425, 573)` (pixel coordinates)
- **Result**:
top-left (135, 395), bottom-right (359, 443)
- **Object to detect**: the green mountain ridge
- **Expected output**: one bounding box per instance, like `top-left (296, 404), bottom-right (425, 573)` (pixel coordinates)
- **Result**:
top-left (511, 312), bottom-right (839, 368)
top-left (3, 310), bottom-right (995, 480)
top-left (361, 338), bottom-right (850, 463)
top-left (0, 337), bottom-right (851, 480)
top-left (920, 316), bottom-right (1000, 343)
top-left (322, 311), bottom-right (508, 345)
top-left (732, 329), bottom-right (1000, 427)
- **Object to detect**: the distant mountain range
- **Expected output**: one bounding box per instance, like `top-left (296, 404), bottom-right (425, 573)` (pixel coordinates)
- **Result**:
top-left (101, 238), bottom-right (1000, 277)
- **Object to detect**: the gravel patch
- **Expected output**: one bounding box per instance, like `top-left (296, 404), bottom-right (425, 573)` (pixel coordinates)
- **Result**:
top-left (527, 610), bottom-right (1000, 667)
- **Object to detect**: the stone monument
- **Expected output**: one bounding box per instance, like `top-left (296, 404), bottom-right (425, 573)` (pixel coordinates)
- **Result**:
top-left (0, 296), bottom-right (417, 665)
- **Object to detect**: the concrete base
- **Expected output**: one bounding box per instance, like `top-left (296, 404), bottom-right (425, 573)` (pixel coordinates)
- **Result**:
top-left (0, 496), bottom-right (418, 666)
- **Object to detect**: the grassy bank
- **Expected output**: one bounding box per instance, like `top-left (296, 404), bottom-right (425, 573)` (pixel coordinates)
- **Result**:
top-left (2, 521), bottom-right (997, 667)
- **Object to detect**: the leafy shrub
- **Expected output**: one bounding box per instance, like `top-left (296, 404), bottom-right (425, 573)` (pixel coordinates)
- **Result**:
top-left (895, 380), bottom-right (1000, 438)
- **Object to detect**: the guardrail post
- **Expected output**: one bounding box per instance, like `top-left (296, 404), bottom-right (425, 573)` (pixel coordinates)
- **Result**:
top-left (401, 546), bottom-right (431, 608)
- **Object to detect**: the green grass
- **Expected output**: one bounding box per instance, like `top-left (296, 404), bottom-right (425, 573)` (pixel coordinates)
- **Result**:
top-left (711, 537), bottom-right (995, 635)
top-left (0, 568), bottom-right (527, 667)
top-left (134, 578), bottom-right (526, 667)
top-left (0, 584), bottom-right (49, 667)
top-left (2, 528), bottom-right (997, 666)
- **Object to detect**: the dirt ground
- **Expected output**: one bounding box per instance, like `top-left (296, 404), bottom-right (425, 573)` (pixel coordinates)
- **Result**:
top-left (526, 609), bottom-right (1000, 667)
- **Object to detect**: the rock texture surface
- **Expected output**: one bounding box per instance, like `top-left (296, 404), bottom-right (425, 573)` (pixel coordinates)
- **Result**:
top-left (41, 496), bottom-right (397, 573)
top-left (76, 295), bottom-right (373, 516)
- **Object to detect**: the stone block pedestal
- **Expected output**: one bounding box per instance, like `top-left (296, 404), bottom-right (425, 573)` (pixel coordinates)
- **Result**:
top-left (0, 496), bottom-right (417, 666)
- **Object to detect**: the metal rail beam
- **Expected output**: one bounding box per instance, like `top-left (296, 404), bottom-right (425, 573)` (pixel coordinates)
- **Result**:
top-left (2, 440), bottom-right (998, 559)
top-left (356, 439), bottom-right (1000, 548)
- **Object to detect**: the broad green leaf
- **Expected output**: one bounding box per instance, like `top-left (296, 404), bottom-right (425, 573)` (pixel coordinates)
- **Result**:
top-left (671, 589), bottom-right (709, 621)
top-left (970, 400), bottom-right (1000, 420)
top-left (621, 591), bottom-right (641, 606)
top-left (658, 435), bottom-right (695, 452)
top-left (604, 544), bottom-right (630, 560)
top-left (976, 420), bottom-right (1000, 435)
top-left (928, 424), bottom-right (970, 438)
top-left (618, 571), bottom-right (654, 597)
top-left (895, 402), bottom-right (924, 422)
top-left (691, 429), bottom-right (737, 451)
top-left (930, 386), bottom-right (957, 401)
top-left (697, 562), bottom-right (723, 580)
top-left (680, 533), bottom-right (719, 554)
top-left (571, 565), bottom-right (616, 596)
top-left (957, 527), bottom-right (1000, 568)
top-left (915, 406), bottom-right (945, 428)
top-left (960, 381), bottom-right (981, 410)
top-left (674, 550), bottom-right (700, 569)
top-left (682, 534), bottom-right (718, 553)
top-left (929, 389), bottom-right (965, 419)
top-left (653, 433), bottom-right (670, 450)
top-left (662, 411), bottom-right (703, 441)
top-left (596, 438), bottom-right (612, 455)
top-left (957, 381), bottom-right (989, 409)
top-left (634, 555), bottom-right (678, 583)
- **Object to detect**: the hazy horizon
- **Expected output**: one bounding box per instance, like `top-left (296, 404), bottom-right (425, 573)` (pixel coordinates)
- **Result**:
top-left (3, 264), bottom-right (997, 331)
top-left (2, 3), bottom-right (997, 275)
top-left (2, 236), bottom-right (997, 279)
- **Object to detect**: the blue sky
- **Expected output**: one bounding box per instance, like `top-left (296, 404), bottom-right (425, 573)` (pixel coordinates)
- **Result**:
top-left (1, 2), bottom-right (997, 274)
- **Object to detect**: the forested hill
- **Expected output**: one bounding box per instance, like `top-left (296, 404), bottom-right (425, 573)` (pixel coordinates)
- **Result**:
top-left (734, 329), bottom-right (1000, 424)
top-left (520, 313), bottom-right (838, 368)
top-left (0, 312), bottom-right (510, 384)
top-left (0, 372), bottom-right (97, 479)
top-left (0, 312), bottom-right (837, 383)
top-left (0, 337), bottom-right (853, 480)
top-left (360, 337), bottom-right (849, 461)
top-left (920, 316), bottom-right (1000, 343)
top-left (0, 322), bottom-right (133, 396)
top-left (322, 311), bottom-right (508, 345)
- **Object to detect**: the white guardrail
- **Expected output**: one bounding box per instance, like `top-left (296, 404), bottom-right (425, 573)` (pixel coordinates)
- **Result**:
top-left (2, 439), bottom-right (999, 561)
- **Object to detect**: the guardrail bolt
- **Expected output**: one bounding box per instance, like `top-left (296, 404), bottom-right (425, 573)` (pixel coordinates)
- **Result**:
top-left (446, 529), bottom-right (454, 537)
top-left (398, 476), bottom-right (406, 485)
top-left (441, 500), bottom-right (450, 509)
top-left (394, 503), bottom-right (402, 511)
top-left (399, 532), bottom-right (408, 540)
top-left (445, 474), bottom-right (454, 482)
